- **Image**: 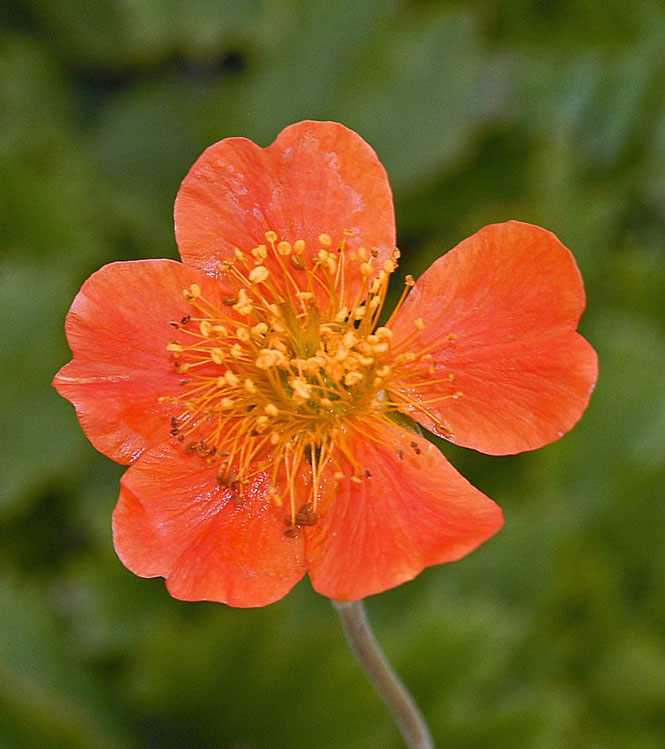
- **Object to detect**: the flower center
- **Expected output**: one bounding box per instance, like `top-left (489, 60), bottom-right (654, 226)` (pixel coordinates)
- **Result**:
top-left (161, 230), bottom-right (460, 533)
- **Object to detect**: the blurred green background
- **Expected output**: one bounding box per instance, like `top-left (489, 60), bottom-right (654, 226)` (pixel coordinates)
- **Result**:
top-left (2, 1), bottom-right (665, 746)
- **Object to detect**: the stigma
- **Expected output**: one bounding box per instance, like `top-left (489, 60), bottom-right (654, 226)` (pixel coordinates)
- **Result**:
top-left (161, 230), bottom-right (460, 534)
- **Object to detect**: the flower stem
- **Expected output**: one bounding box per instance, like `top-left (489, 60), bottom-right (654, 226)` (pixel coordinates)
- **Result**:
top-left (332, 599), bottom-right (434, 749)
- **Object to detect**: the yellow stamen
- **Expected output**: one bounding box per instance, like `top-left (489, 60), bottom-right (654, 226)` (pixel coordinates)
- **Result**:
top-left (162, 229), bottom-right (457, 529)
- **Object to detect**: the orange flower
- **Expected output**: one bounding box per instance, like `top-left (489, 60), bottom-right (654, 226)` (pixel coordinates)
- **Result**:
top-left (53, 121), bottom-right (597, 607)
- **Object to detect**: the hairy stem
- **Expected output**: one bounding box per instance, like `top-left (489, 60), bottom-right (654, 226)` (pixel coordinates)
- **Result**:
top-left (332, 598), bottom-right (434, 749)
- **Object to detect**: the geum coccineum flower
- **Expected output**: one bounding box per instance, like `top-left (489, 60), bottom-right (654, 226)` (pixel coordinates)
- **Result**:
top-left (53, 121), bottom-right (597, 607)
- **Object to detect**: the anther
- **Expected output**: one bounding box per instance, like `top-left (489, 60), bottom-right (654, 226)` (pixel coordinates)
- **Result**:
top-left (290, 377), bottom-right (313, 401)
top-left (233, 289), bottom-right (253, 315)
top-left (295, 504), bottom-right (317, 525)
top-left (249, 266), bottom-right (269, 284)
top-left (225, 371), bottom-right (240, 387)
top-left (344, 371), bottom-right (363, 387)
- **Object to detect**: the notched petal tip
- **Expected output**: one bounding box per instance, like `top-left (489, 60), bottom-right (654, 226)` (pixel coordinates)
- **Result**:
top-left (174, 120), bottom-right (396, 279)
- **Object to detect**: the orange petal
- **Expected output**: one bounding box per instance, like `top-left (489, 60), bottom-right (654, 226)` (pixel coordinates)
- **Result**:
top-left (52, 259), bottom-right (227, 464)
top-left (113, 441), bottom-right (306, 607)
top-left (390, 221), bottom-right (598, 455)
top-left (305, 424), bottom-right (503, 600)
top-left (174, 120), bottom-right (396, 277)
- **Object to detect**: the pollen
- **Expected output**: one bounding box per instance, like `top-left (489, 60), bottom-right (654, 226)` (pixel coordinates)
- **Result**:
top-left (162, 228), bottom-right (458, 526)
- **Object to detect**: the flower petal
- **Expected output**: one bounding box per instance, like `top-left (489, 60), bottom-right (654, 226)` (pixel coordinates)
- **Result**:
top-left (305, 424), bottom-right (503, 600)
top-left (174, 120), bottom-right (396, 276)
top-left (53, 259), bottom-right (228, 464)
top-left (390, 221), bottom-right (598, 455)
top-left (113, 441), bottom-right (306, 607)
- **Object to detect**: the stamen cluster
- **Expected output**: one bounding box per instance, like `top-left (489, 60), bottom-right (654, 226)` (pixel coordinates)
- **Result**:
top-left (161, 230), bottom-right (460, 532)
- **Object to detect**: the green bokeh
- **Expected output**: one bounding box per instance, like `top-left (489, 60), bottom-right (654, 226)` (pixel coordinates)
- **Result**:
top-left (2, 1), bottom-right (664, 746)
